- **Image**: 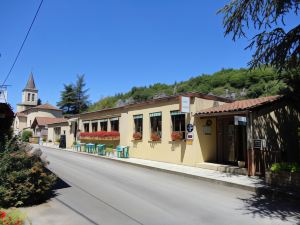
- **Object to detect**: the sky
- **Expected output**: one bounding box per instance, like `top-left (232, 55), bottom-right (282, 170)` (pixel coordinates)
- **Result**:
top-left (0, 0), bottom-right (299, 110)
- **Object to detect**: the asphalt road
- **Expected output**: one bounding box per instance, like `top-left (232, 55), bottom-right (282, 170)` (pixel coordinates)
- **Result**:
top-left (32, 146), bottom-right (300, 225)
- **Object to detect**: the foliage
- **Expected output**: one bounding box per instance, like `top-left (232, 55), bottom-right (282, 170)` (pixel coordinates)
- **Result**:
top-left (21, 131), bottom-right (32, 143)
top-left (271, 162), bottom-right (300, 173)
top-left (80, 131), bottom-right (120, 138)
top-left (57, 74), bottom-right (90, 114)
top-left (0, 208), bottom-right (28, 225)
top-left (88, 67), bottom-right (285, 111)
top-left (0, 103), bottom-right (14, 150)
top-left (0, 148), bottom-right (57, 208)
top-left (218, 0), bottom-right (300, 73)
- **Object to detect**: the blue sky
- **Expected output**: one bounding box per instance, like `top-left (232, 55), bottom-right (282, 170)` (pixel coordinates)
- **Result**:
top-left (0, 1), bottom-right (298, 110)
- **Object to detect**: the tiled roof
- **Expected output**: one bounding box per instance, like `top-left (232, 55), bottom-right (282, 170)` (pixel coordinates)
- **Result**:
top-left (16, 112), bottom-right (27, 117)
top-left (34, 103), bottom-right (60, 110)
top-left (24, 73), bottom-right (37, 90)
top-left (33, 117), bottom-right (67, 126)
top-left (196, 95), bottom-right (282, 115)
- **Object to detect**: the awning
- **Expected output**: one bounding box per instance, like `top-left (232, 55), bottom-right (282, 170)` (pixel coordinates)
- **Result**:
top-left (170, 111), bottom-right (185, 116)
top-left (133, 114), bottom-right (143, 119)
top-left (110, 117), bottom-right (119, 121)
top-left (149, 112), bottom-right (162, 117)
top-left (99, 119), bottom-right (108, 122)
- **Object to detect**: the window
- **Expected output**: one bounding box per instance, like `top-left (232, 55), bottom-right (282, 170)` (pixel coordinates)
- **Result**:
top-left (150, 112), bottom-right (162, 137)
top-left (92, 122), bottom-right (98, 132)
top-left (100, 119), bottom-right (108, 131)
top-left (27, 93), bottom-right (31, 101)
top-left (32, 94), bottom-right (35, 102)
top-left (84, 123), bottom-right (90, 132)
top-left (171, 111), bottom-right (186, 139)
top-left (110, 118), bottom-right (119, 131)
top-left (134, 115), bottom-right (143, 133)
top-left (133, 115), bottom-right (143, 140)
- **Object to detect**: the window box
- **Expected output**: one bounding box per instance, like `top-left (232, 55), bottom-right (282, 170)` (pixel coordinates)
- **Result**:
top-left (133, 132), bottom-right (142, 140)
top-left (80, 131), bottom-right (120, 140)
top-left (171, 131), bottom-right (184, 141)
top-left (151, 132), bottom-right (161, 141)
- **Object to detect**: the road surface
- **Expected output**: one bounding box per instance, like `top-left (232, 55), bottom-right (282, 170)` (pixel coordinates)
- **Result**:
top-left (27, 146), bottom-right (300, 225)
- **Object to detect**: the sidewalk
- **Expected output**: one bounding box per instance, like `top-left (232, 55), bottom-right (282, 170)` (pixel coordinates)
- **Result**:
top-left (38, 143), bottom-right (265, 192)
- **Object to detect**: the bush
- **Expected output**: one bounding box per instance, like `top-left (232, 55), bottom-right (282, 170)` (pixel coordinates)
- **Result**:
top-left (271, 162), bottom-right (300, 173)
top-left (0, 208), bottom-right (28, 225)
top-left (21, 131), bottom-right (32, 143)
top-left (0, 149), bottom-right (57, 208)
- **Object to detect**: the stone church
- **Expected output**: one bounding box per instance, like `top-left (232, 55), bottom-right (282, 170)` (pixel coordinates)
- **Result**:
top-left (13, 73), bottom-right (66, 137)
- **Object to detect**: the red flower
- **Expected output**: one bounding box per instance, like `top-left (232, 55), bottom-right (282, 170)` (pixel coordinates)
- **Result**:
top-left (80, 131), bottom-right (120, 138)
top-left (0, 211), bottom-right (6, 219)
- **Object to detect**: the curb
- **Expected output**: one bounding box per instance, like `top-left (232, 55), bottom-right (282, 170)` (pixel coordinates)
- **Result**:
top-left (38, 144), bottom-right (261, 192)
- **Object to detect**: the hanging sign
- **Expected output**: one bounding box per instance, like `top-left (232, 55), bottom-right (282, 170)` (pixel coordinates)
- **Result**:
top-left (180, 96), bottom-right (190, 113)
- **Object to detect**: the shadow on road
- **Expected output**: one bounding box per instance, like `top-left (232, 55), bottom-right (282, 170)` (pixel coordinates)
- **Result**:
top-left (238, 192), bottom-right (300, 224)
top-left (53, 177), bottom-right (72, 191)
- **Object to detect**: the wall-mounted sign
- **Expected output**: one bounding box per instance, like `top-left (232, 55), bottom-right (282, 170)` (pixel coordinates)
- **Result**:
top-left (186, 132), bottom-right (194, 140)
top-left (234, 116), bottom-right (247, 126)
top-left (187, 123), bottom-right (193, 132)
top-left (253, 139), bottom-right (266, 150)
top-left (180, 96), bottom-right (190, 113)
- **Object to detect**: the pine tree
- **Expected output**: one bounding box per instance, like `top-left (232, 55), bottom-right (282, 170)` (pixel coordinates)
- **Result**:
top-left (57, 84), bottom-right (76, 114)
top-left (74, 74), bottom-right (89, 114)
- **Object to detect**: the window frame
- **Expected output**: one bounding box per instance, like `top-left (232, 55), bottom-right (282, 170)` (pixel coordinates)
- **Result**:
top-left (149, 112), bottom-right (162, 138)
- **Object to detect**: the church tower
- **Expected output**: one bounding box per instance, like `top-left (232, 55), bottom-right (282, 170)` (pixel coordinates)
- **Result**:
top-left (17, 73), bottom-right (38, 112)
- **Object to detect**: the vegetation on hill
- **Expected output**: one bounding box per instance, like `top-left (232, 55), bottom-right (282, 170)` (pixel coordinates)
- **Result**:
top-left (88, 67), bottom-right (286, 112)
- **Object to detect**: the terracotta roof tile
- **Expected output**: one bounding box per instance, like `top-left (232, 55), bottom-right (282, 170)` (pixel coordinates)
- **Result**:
top-left (196, 95), bottom-right (281, 115)
top-left (33, 117), bottom-right (67, 126)
top-left (33, 103), bottom-right (61, 111)
top-left (16, 112), bottom-right (27, 117)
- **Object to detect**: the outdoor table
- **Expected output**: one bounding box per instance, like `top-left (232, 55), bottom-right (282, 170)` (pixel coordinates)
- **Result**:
top-left (116, 146), bottom-right (129, 158)
top-left (97, 144), bottom-right (106, 155)
top-left (75, 143), bottom-right (81, 151)
top-left (86, 143), bottom-right (96, 153)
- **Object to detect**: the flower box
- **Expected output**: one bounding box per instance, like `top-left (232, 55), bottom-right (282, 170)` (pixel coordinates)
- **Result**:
top-left (265, 171), bottom-right (300, 189)
top-left (171, 131), bottom-right (183, 141)
top-left (80, 131), bottom-right (120, 141)
top-left (133, 132), bottom-right (142, 140)
top-left (151, 132), bottom-right (161, 141)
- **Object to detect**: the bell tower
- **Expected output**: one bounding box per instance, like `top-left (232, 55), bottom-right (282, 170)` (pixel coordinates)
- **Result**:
top-left (17, 73), bottom-right (38, 112)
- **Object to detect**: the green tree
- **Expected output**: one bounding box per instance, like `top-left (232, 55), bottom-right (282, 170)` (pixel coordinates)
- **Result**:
top-left (219, 0), bottom-right (300, 103)
top-left (57, 84), bottom-right (76, 114)
top-left (74, 74), bottom-right (90, 113)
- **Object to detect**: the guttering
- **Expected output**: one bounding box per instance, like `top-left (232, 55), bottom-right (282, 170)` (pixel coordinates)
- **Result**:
top-left (195, 110), bottom-right (249, 118)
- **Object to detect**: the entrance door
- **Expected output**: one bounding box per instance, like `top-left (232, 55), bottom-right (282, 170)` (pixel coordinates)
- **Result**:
top-left (217, 117), bottom-right (247, 165)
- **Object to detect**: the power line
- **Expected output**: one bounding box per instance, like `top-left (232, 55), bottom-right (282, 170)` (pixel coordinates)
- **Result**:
top-left (0, 0), bottom-right (44, 89)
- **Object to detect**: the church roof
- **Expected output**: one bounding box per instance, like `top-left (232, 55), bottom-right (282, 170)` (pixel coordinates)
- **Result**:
top-left (31, 117), bottom-right (67, 128)
top-left (20, 103), bottom-right (62, 113)
top-left (23, 73), bottom-right (37, 90)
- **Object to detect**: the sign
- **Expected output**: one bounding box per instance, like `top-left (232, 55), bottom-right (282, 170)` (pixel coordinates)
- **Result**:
top-left (186, 132), bottom-right (194, 140)
top-left (186, 140), bottom-right (193, 145)
top-left (234, 116), bottom-right (247, 126)
top-left (203, 126), bottom-right (212, 135)
top-left (187, 123), bottom-right (193, 132)
top-left (180, 96), bottom-right (190, 113)
top-left (253, 139), bottom-right (266, 150)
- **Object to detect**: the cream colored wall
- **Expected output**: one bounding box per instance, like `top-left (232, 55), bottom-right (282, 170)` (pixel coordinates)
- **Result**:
top-left (48, 123), bottom-right (74, 148)
top-left (48, 127), bottom-right (55, 143)
top-left (13, 116), bottom-right (27, 134)
top-left (26, 109), bottom-right (62, 128)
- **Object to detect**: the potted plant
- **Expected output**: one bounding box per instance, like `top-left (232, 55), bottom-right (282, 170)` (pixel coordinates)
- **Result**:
top-left (151, 132), bottom-right (161, 141)
top-left (237, 161), bottom-right (245, 168)
top-left (133, 132), bottom-right (142, 140)
top-left (171, 131), bottom-right (183, 141)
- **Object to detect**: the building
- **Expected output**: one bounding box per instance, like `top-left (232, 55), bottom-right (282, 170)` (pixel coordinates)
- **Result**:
top-left (13, 73), bottom-right (64, 136)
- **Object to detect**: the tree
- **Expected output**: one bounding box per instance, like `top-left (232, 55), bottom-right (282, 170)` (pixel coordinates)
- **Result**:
top-left (37, 98), bottom-right (42, 105)
top-left (57, 84), bottom-right (76, 114)
top-left (74, 74), bottom-right (89, 113)
top-left (57, 74), bottom-right (90, 114)
top-left (219, 0), bottom-right (300, 103)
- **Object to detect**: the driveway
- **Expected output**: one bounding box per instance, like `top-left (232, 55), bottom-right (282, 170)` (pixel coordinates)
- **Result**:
top-left (24, 146), bottom-right (300, 225)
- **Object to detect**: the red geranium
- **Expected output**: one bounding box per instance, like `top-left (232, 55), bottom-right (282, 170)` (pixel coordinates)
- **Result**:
top-left (80, 131), bottom-right (120, 138)
top-left (0, 211), bottom-right (6, 219)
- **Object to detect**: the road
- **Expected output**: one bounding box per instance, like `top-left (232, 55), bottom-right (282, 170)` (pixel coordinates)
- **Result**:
top-left (27, 146), bottom-right (300, 225)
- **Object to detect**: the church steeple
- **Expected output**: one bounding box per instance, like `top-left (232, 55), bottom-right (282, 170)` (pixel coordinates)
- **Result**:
top-left (23, 73), bottom-right (37, 91)
top-left (17, 73), bottom-right (39, 112)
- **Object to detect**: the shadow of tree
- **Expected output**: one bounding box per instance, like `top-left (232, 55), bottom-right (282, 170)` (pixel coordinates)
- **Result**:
top-left (239, 192), bottom-right (300, 224)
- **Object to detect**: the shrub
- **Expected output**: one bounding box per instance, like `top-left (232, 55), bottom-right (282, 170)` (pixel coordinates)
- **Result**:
top-left (0, 208), bottom-right (28, 225)
top-left (0, 149), bottom-right (57, 208)
top-left (21, 131), bottom-right (32, 143)
top-left (271, 162), bottom-right (300, 173)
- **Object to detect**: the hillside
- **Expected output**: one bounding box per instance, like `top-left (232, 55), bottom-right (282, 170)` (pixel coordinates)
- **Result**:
top-left (88, 68), bottom-right (286, 112)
